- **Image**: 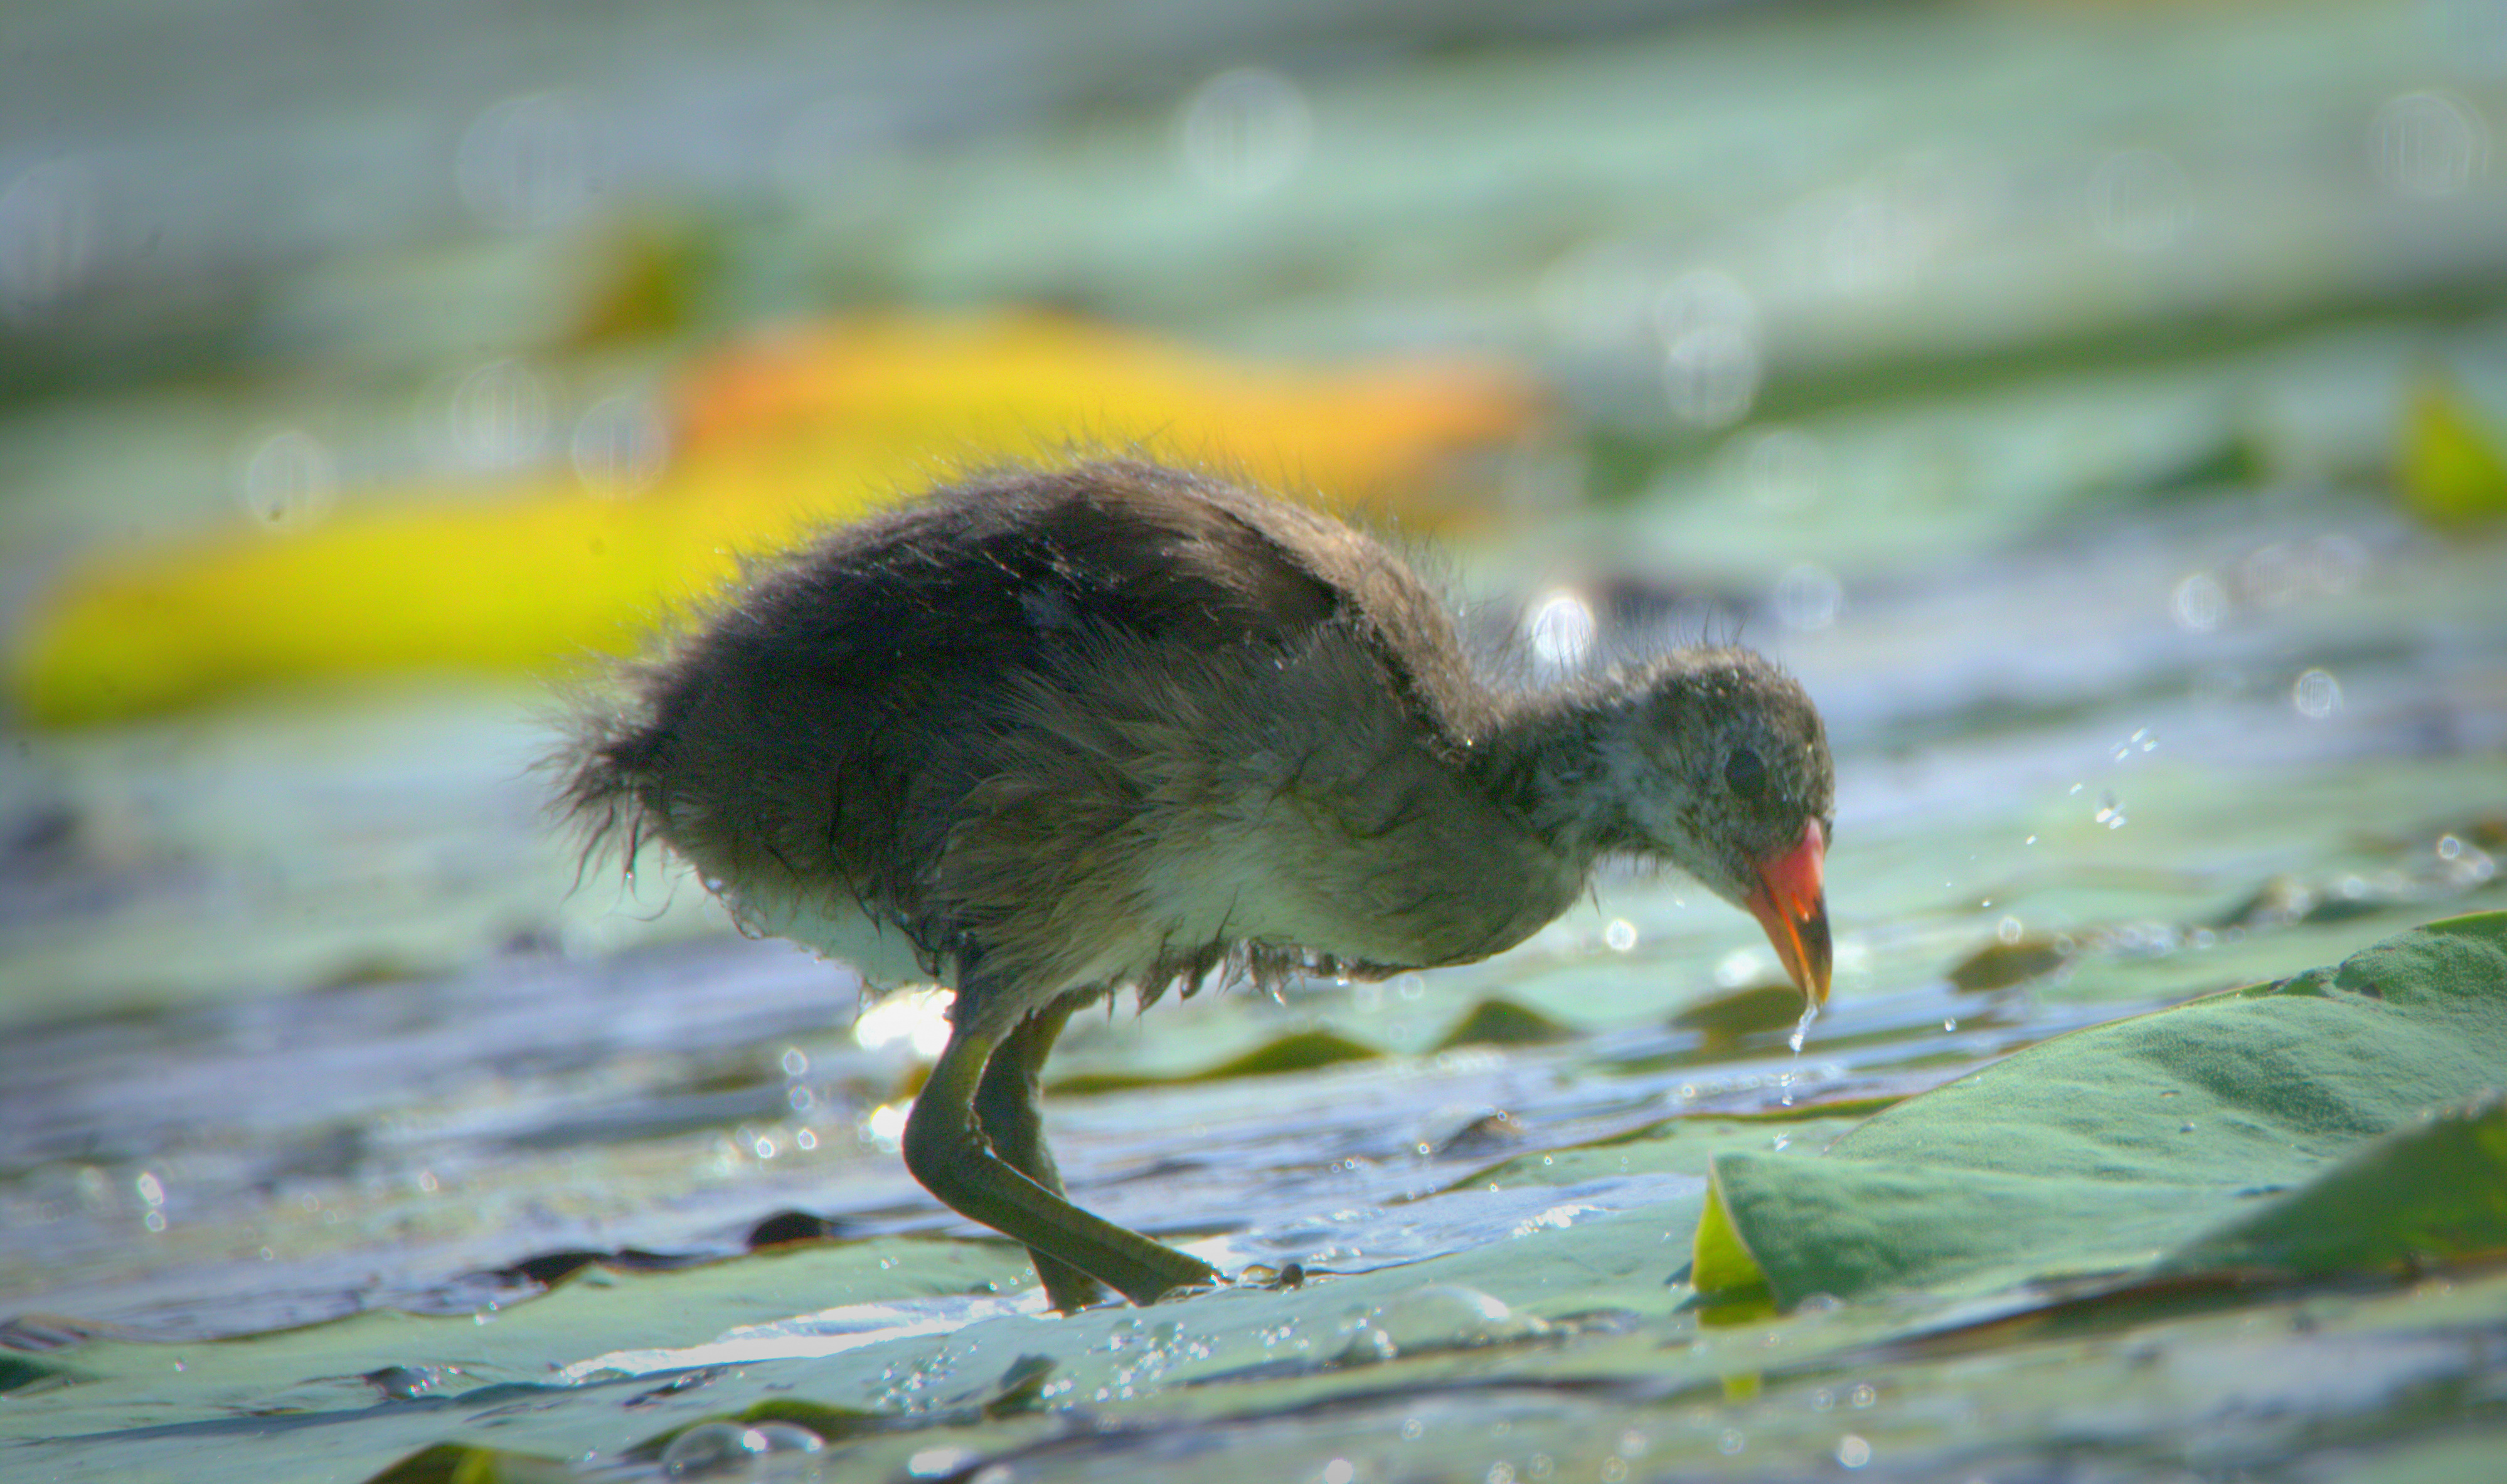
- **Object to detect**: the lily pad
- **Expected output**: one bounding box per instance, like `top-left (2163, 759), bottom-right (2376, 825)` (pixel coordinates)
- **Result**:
top-left (1696, 912), bottom-right (2507, 1306)
top-left (1944, 935), bottom-right (2075, 993)
top-left (1667, 983), bottom-right (1806, 1039)
top-left (2398, 373), bottom-right (2507, 527)
top-left (1430, 996), bottom-right (1576, 1050)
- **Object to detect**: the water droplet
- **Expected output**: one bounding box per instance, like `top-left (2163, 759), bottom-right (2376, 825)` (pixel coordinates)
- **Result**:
top-left (1525, 590), bottom-right (1597, 669)
top-left (235, 430), bottom-right (338, 531)
top-left (863, 1101), bottom-right (910, 1149)
top-left (457, 93), bottom-right (592, 230)
top-left (907, 1447), bottom-right (982, 1479)
top-left (1656, 270), bottom-right (1759, 427)
top-left (444, 358), bottom-right (555, 472)
top-left (1177, 68), bottom-right (1311, 198)
top-left (1774, 562), bottom-right (1843, 632)
top-left (1836, 1433), bottom-right (1873, 1469)
top-left (854, 987), bottom-right (955, 1058)
top-left (2371, 90), bottom-right (2489, 199)
top-left (657, 1424), bottom-right (762, 1475)
top-left (1850, 1383), bottom-right (1877, 1408)
top-left (1715, 948), bottom-right (1765, 988)
top-left (1603, 917), bottom-right (1639, 952)
top-left (2292, 669), bottom-right (2343, 720)
top-left (1718, 1428), bottom-right (1747, 1455)
top-left (572, 393), bottom-right (669, 496)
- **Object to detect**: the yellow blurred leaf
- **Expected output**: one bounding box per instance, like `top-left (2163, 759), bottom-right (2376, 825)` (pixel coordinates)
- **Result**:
top-left (2398, 373), bottom-right (2507, 526)
top-left (10, 314), bottom-right (1539, 726)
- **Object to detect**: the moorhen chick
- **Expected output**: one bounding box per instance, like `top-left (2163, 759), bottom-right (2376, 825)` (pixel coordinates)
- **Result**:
top-left (561, 460), bottom-right (1833, 1312)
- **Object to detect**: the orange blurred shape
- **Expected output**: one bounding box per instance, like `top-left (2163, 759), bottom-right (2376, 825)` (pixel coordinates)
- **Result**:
top-left (11, 312), bottom-right (1539, 727)
top-left (671, 312), bottom-right (1531, 502)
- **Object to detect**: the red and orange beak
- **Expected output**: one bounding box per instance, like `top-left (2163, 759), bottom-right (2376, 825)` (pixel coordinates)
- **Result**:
top-left (1745, 818), bottom-right (1831, 1007)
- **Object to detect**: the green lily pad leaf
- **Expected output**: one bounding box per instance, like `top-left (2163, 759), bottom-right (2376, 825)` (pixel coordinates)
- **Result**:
top-left (2162, 1093), bottom-right (2507, 1277)
top-left (1696, 913), bottom-right (2507, 1306)
top-left (1432, 996), bottom-right (1575, 1049)
top-left (1048, 1028), bottom-right (1380, 1094)
top-left (627, 1396), bottom-right (886, 1461)
top-left (365, 1441), bottom-right (577, 1484)
top-left (1945, 935), bottom-right (2075, 992)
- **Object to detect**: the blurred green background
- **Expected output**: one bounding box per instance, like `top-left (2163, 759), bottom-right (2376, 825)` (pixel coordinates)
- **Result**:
top-left (5, 2), bottom-right (2507, 1480)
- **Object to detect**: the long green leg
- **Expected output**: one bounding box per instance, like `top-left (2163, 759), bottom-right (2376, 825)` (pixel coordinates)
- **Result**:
top-left (905, 1014), bottom-right (1217, 1308)
top-left (973, 999), bottom-right (1109, 1312)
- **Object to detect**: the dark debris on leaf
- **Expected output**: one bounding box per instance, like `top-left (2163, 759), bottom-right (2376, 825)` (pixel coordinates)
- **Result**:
top-left (1669, 983), bottom-right (1804, 1038)
top-left (489, 1246), bottom-right (703, 1288)
top-left (982, 1354), bottom-right (1058, 1419)
top-left (1947, 935), bottom-right (2075, 993)
top-left (1435, 1110), bottom-right (1529, 1157)
top-left (747, 1208), bottom-right (848, 1248)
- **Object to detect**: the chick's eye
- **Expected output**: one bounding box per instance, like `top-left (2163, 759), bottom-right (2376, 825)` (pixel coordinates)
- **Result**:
top-left (1724, 746), bottom-right (1767, 801)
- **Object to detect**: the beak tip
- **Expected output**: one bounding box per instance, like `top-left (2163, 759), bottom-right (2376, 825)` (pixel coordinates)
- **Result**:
top-left (1748, 817), bottom-right (1832, 1010)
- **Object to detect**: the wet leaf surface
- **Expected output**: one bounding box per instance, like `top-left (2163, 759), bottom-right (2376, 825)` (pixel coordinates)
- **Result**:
top-left (1705, 914), bottom-right (2507, 1305)
top-left (7, 1), bottom-right (2507, 1480)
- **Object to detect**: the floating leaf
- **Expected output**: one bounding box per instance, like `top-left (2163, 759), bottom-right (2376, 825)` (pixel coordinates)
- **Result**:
top-left (2162, 1094), bottom-right (2507, 1278)
top-left (1696, 913), bottom-right (2507, 1306)
top-left (9, 314), bottom-right (1536, 726)
top-left (1432, 996), bottom-right (1575, 1049)
top-left (1669, 983), bottom-right (1807, 1039)
top-left (1945, 935), bottom-right (2075, 992)
top-left (1047, 1027), bottom-right (1381, 1095)
top-left (365, 1442), bottom-right (578, 1484)
top-left (2398, 373), bottom-right (2507, 526)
